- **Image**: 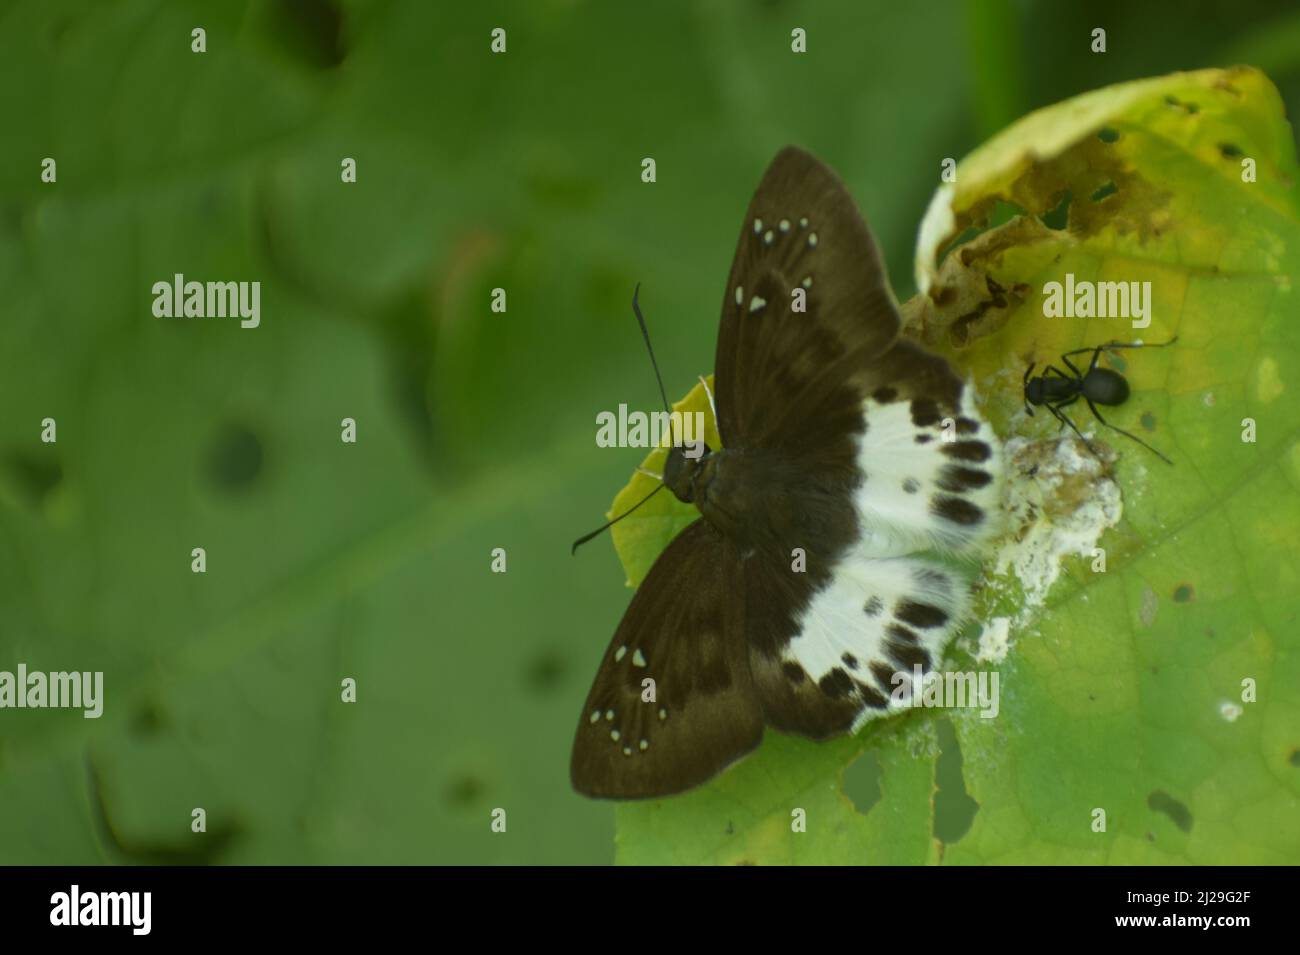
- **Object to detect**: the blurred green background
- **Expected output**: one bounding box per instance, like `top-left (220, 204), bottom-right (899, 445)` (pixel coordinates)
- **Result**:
top-left (2, 0), bottom-right (1299, 864)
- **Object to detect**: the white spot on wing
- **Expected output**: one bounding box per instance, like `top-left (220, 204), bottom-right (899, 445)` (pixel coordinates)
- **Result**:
top-left (749, 296), bottom-right (766, 313)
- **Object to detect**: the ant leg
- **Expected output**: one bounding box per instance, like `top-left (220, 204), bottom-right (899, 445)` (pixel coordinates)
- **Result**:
top-left (1047, 394), bottom-right (1080, 431)
top-left (1083, 398), bottom-right (1174, 465)
top-left (1099, 335), bottom-right (1179, 350)
top-left (1062, 335), bottom-right (1179, 362)
top-left (1044, 401), bottom-right (1103, 461)
top-left (1043, 364), bottom-right (1073, 379)
top-left (1059, 345), bottom-right (1103, 377)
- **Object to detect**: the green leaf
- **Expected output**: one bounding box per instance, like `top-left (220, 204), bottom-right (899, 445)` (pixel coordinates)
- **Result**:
top-left (612, 67), bottom-right (1300, 864)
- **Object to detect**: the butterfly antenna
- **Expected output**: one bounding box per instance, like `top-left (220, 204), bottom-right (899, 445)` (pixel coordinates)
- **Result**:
top-left (571, 483), bottom-right (666, 555)
top-left (631, 281), bottom-right (676, 420)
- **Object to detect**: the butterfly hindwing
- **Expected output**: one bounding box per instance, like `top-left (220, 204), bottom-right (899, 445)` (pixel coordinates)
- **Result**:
top-left (570, 520), bottom-right (764, 799)
top-left (707, 149), bottom-right (1004, 738)
top-left (740, 339), bottom-right (1003, 734)
top-left (848, 338), bottom-right (1003, 555)
top-left (748, 553), bottom-right (971, 737)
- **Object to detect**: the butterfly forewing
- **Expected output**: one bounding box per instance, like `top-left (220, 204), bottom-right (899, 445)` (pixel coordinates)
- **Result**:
top-left (715, 146), bottom-right (901, 448)
top-left (570, 520), bottom-right (764, 799)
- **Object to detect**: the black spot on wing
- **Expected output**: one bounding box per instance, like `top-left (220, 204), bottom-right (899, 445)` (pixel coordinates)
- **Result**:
top-left (910, 397), bottom-right (941, 427)
top-left (902, 477), bottom-right (920, 494)
top-left (886, 623), bottom-right (921, 644)
top-left (782, 661), bottom-right (807, 684)
top-left (932, 495), bottom-right (984, 526)
top-left (887, 640), bottom-right (931, 671)
top-left (942, 440), bottom-right (992, 463)
top-left (872, 386), bottom-right (898, 403)
top-left (895, 600), bottom-right (948, 629)
top-left (857, 680), bottom-right (889, 709)
top-left (863, 596), bottom-right (883, 616)
top-left (937, 465), bottom-right (992, 493)
top-left (869, 661), bottom-right (895, 692)
top-left (841, 653), bottom-right (859, 670)
top-left (955, 417), bottom-right (980, 435)
top-left (819, 667), bottom-right (855, 699)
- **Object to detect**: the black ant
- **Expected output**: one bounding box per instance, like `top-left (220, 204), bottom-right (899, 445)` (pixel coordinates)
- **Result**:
top-left (1023, 337), bottom-right (1178, 465)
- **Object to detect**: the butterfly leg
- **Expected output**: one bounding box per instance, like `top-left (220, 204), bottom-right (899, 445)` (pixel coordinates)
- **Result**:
top-left (1083, 397), bottom-right (1173, 465)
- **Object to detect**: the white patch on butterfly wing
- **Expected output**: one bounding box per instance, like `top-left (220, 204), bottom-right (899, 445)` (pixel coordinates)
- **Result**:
top-left (853, 386), bottom-right (1003, 557)
top-left (781, 555), bottom-right (969, 731)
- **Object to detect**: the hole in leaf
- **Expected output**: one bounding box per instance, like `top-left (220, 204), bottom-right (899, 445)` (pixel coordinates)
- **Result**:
top-left (935, 200), bottom-right (1028, 266)
top-left (934, 718), bottom-right (979, 844)
top-left (1140, 412), bottom-right (1157, 431)
top-left (1220, 142), bottom-right (1243, 159)
top-left (842, 750), bottom-right (883, 816)
top-left (1040, 189), bottom-right (1073, 230)
top-left (1147, 790), bottom-right (1193, 833)
top-left (1173, 584), bottom-right (1194, 603)
top-left (1090, 181), bottom-right (1118, 202)
top-left (206, 423), bottom-right (264, 492)
top-left (1097, 127), bottom-right (1120, 143)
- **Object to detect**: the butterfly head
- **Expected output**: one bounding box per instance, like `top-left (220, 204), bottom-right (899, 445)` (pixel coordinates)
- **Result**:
top-left (663, 440), bottom-right (713, 503)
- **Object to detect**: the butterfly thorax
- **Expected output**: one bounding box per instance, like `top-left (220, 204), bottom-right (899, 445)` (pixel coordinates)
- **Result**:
top-left (668, 445), bottom-right (861, 560)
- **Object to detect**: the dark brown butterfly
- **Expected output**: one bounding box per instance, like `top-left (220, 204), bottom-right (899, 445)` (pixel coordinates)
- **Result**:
top-left (572, 147), bottom-right (1003, 799)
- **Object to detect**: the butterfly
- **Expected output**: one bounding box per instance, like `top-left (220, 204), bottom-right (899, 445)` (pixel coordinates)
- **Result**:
top-left (571, 146), bottom-right (1004, 799)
